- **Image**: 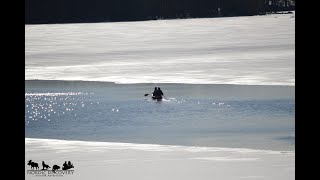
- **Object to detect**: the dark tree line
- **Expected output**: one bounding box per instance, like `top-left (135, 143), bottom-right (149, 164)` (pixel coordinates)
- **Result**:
top-left (25, 0), bottom-right (295, 24)
top-left (264, 0), bottom-right (295, 12)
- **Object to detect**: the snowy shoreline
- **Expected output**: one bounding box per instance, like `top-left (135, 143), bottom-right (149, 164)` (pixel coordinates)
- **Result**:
top-left (25, 79), bottom-right (295, 87)
top-left (26, 138), bottom-right (294, 180)
top-left (26, 13), bottom-right (295, 86)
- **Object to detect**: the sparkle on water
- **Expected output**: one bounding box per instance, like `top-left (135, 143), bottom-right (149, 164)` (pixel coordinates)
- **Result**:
top-left (25, 92), bottom-right (99, 125)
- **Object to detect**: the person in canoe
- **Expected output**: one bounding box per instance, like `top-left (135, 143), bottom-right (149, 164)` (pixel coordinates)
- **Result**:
top-left (152, 87), bottom-right (158, 97)
top-left (152, 87), bottom-right (164, 100)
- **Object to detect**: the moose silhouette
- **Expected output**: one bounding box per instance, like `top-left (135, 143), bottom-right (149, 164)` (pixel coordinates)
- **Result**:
top-left (42, 161), bottom-right (51, 170)
top-left (62, 161), bottom-right (74, 170)
top-left (52, 165), bottom-right (60, 172)
top-left (27, 160), bottom-right (39, 170)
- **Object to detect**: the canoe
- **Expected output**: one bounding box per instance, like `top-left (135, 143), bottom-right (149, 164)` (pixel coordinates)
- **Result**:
top-left (152, 96), bottom-right (162, 101)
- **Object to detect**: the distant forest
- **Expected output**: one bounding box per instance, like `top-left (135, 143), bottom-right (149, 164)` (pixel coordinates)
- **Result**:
top-left (25, 0), bottom-right (295, 24)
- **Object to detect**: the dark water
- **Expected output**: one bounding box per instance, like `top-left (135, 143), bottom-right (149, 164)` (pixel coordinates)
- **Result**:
top-left (25, 80), bottom-right (295, 151)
